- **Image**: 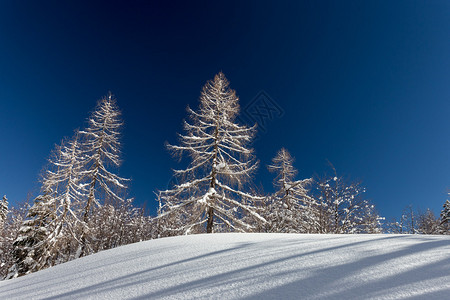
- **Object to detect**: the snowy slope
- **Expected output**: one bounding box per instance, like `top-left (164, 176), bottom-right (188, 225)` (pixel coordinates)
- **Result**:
top-left (1, 233), bottom-right (449, 299)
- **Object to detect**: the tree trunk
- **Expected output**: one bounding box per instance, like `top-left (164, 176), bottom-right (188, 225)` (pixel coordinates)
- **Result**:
top-left (207, 207), bottom-right (214, 233)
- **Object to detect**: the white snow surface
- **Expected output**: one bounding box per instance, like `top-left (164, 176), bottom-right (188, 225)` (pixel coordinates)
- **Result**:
top-left (1, 233), bottom-right (449, 299)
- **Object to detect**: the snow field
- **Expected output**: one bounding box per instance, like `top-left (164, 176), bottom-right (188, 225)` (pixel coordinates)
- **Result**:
top-left (0, 233), bottom-right (449, 299)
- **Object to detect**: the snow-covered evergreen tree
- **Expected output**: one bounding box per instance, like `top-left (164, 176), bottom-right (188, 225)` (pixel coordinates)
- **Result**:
top-left (10, 133), bottom-right (88, 278)
top-left (77, 93), bottom-right (128, 257)
top-left (0, 204), bottom-right (26, 279)
top-left (440, 198), bottom-right (450, 234)
top-left (265, 148), bottom-right (313, 233)
top-left (158, 72), bottom-right (265, 234)
top-left (0, 196), bottom-right (10, 277)
top-left (0, 196), bottom-right (8, 229)
top-left (9, 188), bottom-right (55, 278)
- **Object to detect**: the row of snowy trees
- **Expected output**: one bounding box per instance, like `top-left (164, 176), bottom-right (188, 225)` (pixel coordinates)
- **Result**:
top-left (155, 73), bottom-right (382, 236)
top-left (387, 201), bottom-right (450, 234)
top-left (155, 73), bottom-right (450, 236)
top-left (261, 151), bottom-right (381, 234)
top-left (1, 72), bottom-right (449, 280)
top-left (0, 95), bottom-right (154, 279)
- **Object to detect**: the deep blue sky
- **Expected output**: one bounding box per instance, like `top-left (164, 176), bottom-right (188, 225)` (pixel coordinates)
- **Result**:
top-left (1, 1), bottom-right (449, 221)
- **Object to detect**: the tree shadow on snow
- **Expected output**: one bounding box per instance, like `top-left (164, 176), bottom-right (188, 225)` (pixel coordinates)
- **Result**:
top-left (241, 237), bottom-right (450, 300)
top-left (39, 242), bottom-right (256, 300)
top-left (2, 235), bottom-right (448, 300)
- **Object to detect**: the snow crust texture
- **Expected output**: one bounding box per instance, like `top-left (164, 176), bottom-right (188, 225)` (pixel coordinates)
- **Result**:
top-left (1, 233), bottom-right (449, 299)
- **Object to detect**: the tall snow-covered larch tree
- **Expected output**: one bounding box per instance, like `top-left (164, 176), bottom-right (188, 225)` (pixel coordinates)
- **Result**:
top-left (43, 133), bottom-right (86, 263)
top-left (158, 72), bottom-right (265, 235)
top-left (266, 148), bottom-right (314, 233)
top-left (77, 93), bottom-right (128, 257)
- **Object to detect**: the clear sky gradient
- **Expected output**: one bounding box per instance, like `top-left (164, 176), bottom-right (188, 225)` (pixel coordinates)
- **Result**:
top-left (1, 1), bottom-right (449, 220)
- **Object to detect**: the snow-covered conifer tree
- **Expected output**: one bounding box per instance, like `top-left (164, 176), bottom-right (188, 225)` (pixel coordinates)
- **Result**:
top-left (11, 133), bottom-right (87, 278)
top-left (440, 198), bottom-right (450, 234)
top-left (0, 195), bottom-right (10, 277)
top-left (8, 94), bottom-right (134, 277)
top-left (10, 188), bottom-right (55, 278)
top-left (0, 204), bottom-right (26, 279)
top-left (77, 93), bottom-right (128, 257)
top-left (0, 196), bottom-right (8, 229)
top-left (265, 148), bottom-right (313, 233)
top-left (158, 73), bottom-right (265, 234)
top-left (43, 133), bottom-right (86, 264)
top-left (8, 133), bottom-right (85, 278)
